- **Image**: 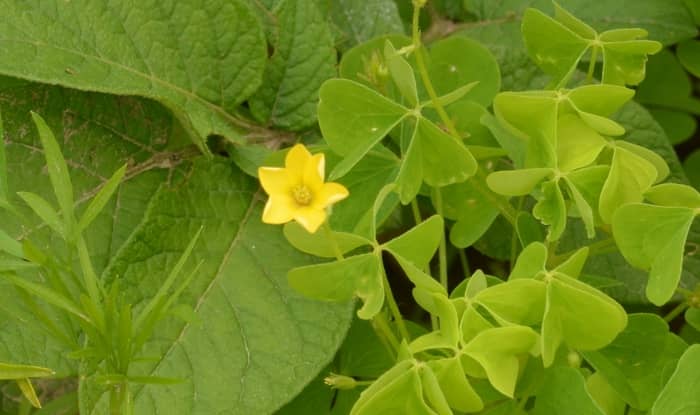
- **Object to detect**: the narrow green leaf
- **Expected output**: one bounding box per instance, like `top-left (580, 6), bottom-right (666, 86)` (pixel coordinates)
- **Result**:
top-left (563, 177), bottom-right (596, 238)
top-left (0, 228), bottom-right (23, 258)
top-left (423, 82), bottom-right (479, 109)
top-left (0, 363), bottom-right (54, 379)
top-left (78, 164), bottom-right (126, 232)
top-left (3, 274), bottom-right (90, 323)
top-left (553, 247), bottom-right (589, 279)
top-left (17, 192), bottom-right (64, 237)
top-left (612, 204), bottom-right (695, 305)
top-left (0, 109), bottom-right (7, 203)
top-left (17, 378), bottom-right (42, 408)
top-left (30, 112), bottom-right (74, 234)
top-left (651, 344), bottom-right (700, 415)
top-left (395, 123), bottom-right (423, 204)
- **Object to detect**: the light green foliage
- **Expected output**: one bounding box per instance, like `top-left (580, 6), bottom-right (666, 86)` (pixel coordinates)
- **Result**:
top-left (651, 345), bottom-right (700, 414)
top-left (522, 3), bottom-right (662, 87)
top-left (329, 0), bottom-right (404, 52)
top-left (531, 367), bottom-right (605, 415)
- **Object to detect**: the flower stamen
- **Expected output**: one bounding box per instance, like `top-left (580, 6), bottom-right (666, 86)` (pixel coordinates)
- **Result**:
top-left (292, 184), bottom-right (313, 206)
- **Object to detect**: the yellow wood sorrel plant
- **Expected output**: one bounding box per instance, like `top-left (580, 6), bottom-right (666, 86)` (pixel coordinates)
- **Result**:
top-left (0, 0), bottom-right (699, 414)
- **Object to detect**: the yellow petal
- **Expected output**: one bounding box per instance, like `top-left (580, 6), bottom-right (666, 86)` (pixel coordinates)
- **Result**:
top-left (258, 167), bottom-right (293, 196)
top-left (285, 144), bottom-right (312, 183)
top-left (294, 208), bottom-right (327, 233)
top-left (312, 182), bottom-right (349, 210)
top-left (262, 195), bottom-right (297, 224)
top-left (304, 153), bottom-right (325, 191)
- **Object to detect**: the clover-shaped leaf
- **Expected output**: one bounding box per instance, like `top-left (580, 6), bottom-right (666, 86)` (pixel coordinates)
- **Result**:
top-left (427, 357), bottom-right (484, 413)
top-left (612, 204), bottom-right (696, 305)
top-left (522, 3), bottom-right (661, 87)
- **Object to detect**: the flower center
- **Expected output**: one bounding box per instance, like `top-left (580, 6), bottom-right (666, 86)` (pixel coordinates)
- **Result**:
top-left (292, 184), bottom-right (313, 206)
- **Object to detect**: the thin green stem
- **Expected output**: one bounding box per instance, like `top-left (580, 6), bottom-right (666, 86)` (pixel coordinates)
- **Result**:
top-left (412, 5), bottom-right (459, 138)
top-left (410, 198), bottom-right (422, 226)
top-left (432, 188), bottom-right (449, 291)
top-left (510, 197), bottom-right (524, 269)
top-left (372, 312), bottom-right (400, 354)
top-left (380, 262), bottom-right (411, 341)
top-left (586, 46), bottom-right (599, 83)
top-left (323, 220), bottom-right (344, 261)
top-left (458, 249), bottom-right (470, 278)
top-left (664, 301), bottom-right (689, 323)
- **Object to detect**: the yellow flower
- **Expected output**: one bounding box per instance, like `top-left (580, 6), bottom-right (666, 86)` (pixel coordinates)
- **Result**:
top-left (258, 144), bottom-right (349, 233)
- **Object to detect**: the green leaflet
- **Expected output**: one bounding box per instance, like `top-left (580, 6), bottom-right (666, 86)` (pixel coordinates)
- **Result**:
top-left (651, 345), bottom-right (700, 415)
top-left (532, 179), bottom-right (567, 241)
top-left (0, 0), bottom-right (268, 149)
top-left (582, 314), bottom-right (679, 410)
top-left (612, 204), bottom-right (696, 305)
top-left (531, 366), bottom-right (605, 415)
top-left (522, 3), bottom-right (662, 87)
top-left (283, 221), bottom-right (371, 258)
top-left (249, 0), bottom-right (336, 130)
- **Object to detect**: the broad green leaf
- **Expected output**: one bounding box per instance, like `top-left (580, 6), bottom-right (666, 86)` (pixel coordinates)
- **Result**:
top-left (415, 117), bottom-right (478, 188)
top-left (486, 168), bottom-right (553, 196)
top-left (351, 361), bottom-right (434, 415)
top-left (650, 344), bottom-right (700, 415)
top-left (84, 159), bottom-right (354, 414)
top-left (614, 140), bottom-right (670, 183)
top-left (600, 36), bottom-right (662, 85)
top-left (636, 50), bottom-right (696, 118)
top-left (541, 275), bottom-right (627, 366)
top-left (521, 8), bottom-right (589, 87)
top-left (78, 164), bottom-right (127, 232)
top-left (329, 0), bottom-right (404, 52)
top-left (567, 85), bottom-right (635, 119)
top-left (383, 215), bottom-right (443, 269)
top-left (427, 36), bottom-right (501, 107)
top-left (645, 183), bottom-right (700, 208)
top-left (427, 357), bottom-right (483, 413)
top-left (586, 372), bottom-right (626, 415)
top-left (289, 253), bottom-right (382, 320)
top-left (649, 109), bottom-right (697, 146)
top-left (493, 93), bottom-right (557, 168)
top-left (283, 222), bottom-right (371, 258)
top-left (384, 41), bottom-right (418, 107)
top-left (612, 204), bottom-right (695, 305)
top-left (533, 179), bottom-right (567, 241)
top-left (582, 314), bottom-right (674, 409)
top-left (677, 39), bottom-right (700, 77)
top-left (396, 117), bottom-right (477, 203)
top-left (531, 366), bottom-right (605, 415)
top-left (509, 242), bottom-right (547, 280)
top-left (318, 79), bottom-right (407, 177)
top-left (249, 0), bottom-right (336, 130)
top-left (556, 114), bottom-right (606, 172)
top-left (475, 279), bottom-right (547, 326)
top-left (0, 0), bottom-right (267, 147)
top-left (463, 326), bottom-right (538, 397)
top-left (31, 112), bottom-right (75, 236)
top-left (685, 307), bottom-right (700, 332)
top-left (599, 147), bottom-right (658, 224)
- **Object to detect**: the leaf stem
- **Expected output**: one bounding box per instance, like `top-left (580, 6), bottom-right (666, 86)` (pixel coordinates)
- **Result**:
top-left (458, 249), bottom-right (470, 278)
top-left (664, 301), bottom-right (689, 323)
top-left (323, 220), bottom-right (344, 261)
top-left (380, 262), bottom-right (411, 341)
top-left (372, 311), bottom-right (401, 355)
top-left (586, 46), bottom-right (599, 83)
top-left (410, 198), bottom-right (422, 226)
top-left (432, 188), bottom-right (449, 291)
